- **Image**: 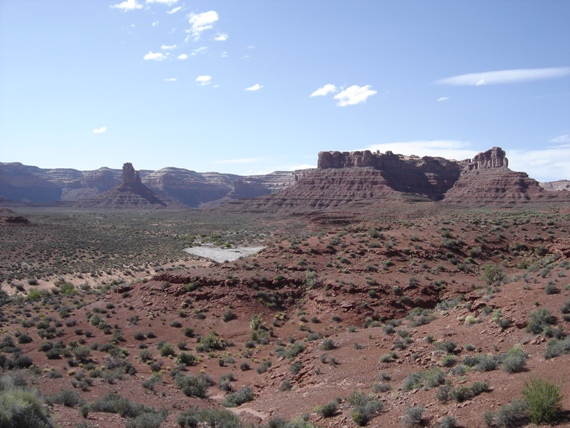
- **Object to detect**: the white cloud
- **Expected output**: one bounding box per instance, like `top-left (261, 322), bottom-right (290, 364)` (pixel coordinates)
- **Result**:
top-left (177, 53), bottom-right (188, 60)
top-left (196, 75), bottom-right (212, 86)
top-left (143, 51), bottom-right (168, 61)
top-left (364, 140), bottom-right (477, 162)
top-left (213, 33), bottom-right (228, 41)
top-left (187, 11), bottom-right (219, 40)
top-left (437, 97), bottom-right (449, 102)
top-left (551, 134), bottom-right (570, 144)
top-left (436, 67), bottom-right (570, 86)
top-left (151, 21), bottom-right (159, 27)
top-left (93, 126), bottom-right (107, 134)
top-left (146, 0), bottom-right (178, 5)
top-left (245, 83), bottom-right (263, 92)
top-left (191, 47), bottom-right (207, 56)
top-left (334, 85), bottom-right (377, 107)
top-left (111, 0), bottom-right (142, 11)
top-left (310, 84), bottom-right (337, 97)
top-left (167, 6), bottom-right (182, 14)
top-left (161, 44), bottom-right (177, 50)
top-left (164, 77), bottom-right (176, 82)
top-left (509, 146), bottom-right (570, 181)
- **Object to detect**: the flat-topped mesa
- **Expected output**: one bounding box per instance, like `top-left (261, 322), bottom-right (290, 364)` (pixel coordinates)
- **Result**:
top-left (122, 162), bottom-right (141, 185)
top-left (467, 147), bottom-right (508, 170)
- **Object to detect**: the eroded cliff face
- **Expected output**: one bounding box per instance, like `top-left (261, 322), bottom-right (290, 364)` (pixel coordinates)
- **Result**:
top-left (317, 149), bottom-right (467, 200)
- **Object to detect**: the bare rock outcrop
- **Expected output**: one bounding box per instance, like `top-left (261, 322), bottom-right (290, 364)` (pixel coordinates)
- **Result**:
top-left (467, 146), bottom-right (508, 170)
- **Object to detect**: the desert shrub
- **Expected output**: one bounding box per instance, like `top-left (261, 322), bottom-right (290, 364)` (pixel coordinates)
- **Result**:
top-left (223, 309), bottom-right (236, 322)
top-left (481, 263), bottom-right (505, 286)
top-left (285, 342), bottom-right (305, 359)
top-left (436, 385), bottom-right (452, 403)
top-left (142, 375), bottom-right (161, 391)
top-left (222, 386), bottom-right (254, 407)
top-left (502, 346), bottom-right (528, 373)
top-left (544, 336), bottom-right (570, 359)
top-left (48, 389), bottom-right (84, 407)
top-left (0, 386), bottom-right (52, 428)
top-left (177, 407), bottom-right (242, 428)
top-left (522, 378), bottom-right (563, 425)
top-left (450, 382), bottom-right (489, 402)
top-left (196, 332), bottom-right (225, 352)
top-left (488, 399), bottom-right (529, 428)
top-left (125, 411), bottom-right (168, 428)
top-left (436, 416), bottom-right (458, 428)
top-left (436, 341), bottom-right (456, 354)
top-left (476, 354), bottom-right (501, 372)
top-left (17, 333), bottom-right (33, 344)
top-left (315, 400), bottom-right (338, 418)
top-left (526, 308), bottom-right (556, 334)
top-left (403, 367), bottom-right (444, 391)
top-left (373, 383), bottom-right (391, 393)
top-left (175, 373), bottom-right (212, 398)
top-left (561, 300), bottom-right (570, 314)
top-left (176, 352), bottom-right (196, 367)
top-left (320, 339), bottom-right (336, 351)
top-left (158, 342), bottom-right (176, 357)
top-left (89, 392), bottom-right (158, 418)
top-left (402, 406), bottom-right (425, 428)
top-left (545, 282), bottom-right (560, 295)
top-left (256, 361), bottom-right (272, 374)
top-left (440, 355), bottom-right (458, 367)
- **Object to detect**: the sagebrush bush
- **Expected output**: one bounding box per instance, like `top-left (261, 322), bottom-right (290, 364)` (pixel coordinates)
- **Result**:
top-left (526, 308), bottom-right (556, 334)
top-left (175, 373), bottom-right (212, 398)
top-left (315, 401), bottom-right (338, 418)
top-left (0, 385), bottom-right (52, 428)
top-left (222, 386), bottom-right (254, 408)
top-left (502, 346), bottom-right (528, 373)
top-left (402, 406), bottom-right (424, 428)
top-left (177, 407), bottom-right (241, 428)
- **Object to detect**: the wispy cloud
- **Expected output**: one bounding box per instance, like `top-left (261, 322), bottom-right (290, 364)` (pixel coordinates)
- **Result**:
top-left (509, 145), bottom-right (570, 181)
top-left (215, 157), bottom-right (267, 164)
top-left (93, 126), bottom-right (107, 134)
top-left (196, 75), bottom-right (212, 86)
top-left (111, 0), bottom-right (142, 11)
top-left (191, 47), bottom-right (207, 56)
top-left (437, 97), bottom-right (449, 102)
top-left (177, 53), bottom-right (188, 60)
top-left (364, 140), bottom-right (477, 161)
top-left (310, 84), bottom-right (337, 97)
top-left (161, 44), bottom-right (177, 50)
top-left (187, 11), bottom-right (218, 40)
top-left (164, 77), bottom-right (176, 82)
top-left (436, 67), bottom-right (570, 86)
top-left (166, 6), bottom-right (182, 14)
top-left (213, 33), bottom-right (228, 41)
top-left (143, 51), bottom-right (168, 61)
top-left (334, 85), bottom-right (377, 107)
top-left (551, 134), bottom-right (570, 144)
top-left (245, 83), bottom-right (263, 92)
top-left (146, 0), bottom-right (178, 5)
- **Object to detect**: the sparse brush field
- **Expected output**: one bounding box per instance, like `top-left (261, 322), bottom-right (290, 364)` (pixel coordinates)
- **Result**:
top-left (0, 205), bottom-right (570, 427)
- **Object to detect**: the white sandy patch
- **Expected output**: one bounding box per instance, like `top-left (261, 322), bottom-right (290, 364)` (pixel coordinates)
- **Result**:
top-left (184, 245), bottom-right (265, 263)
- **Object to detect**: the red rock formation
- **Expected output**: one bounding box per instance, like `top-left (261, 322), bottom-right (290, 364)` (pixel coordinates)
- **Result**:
top-left (467, 146), bottom-right (508, 170)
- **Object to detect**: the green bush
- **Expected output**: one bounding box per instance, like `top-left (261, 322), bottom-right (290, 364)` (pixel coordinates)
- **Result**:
top-left (315, 401), bottom-right (338, 418)
top-left (402, 406), bottom-right (424, 428)
top-left (481, 263), bottom-right (505, 286)
top-left (222, 386), bottom-right (254, 408)
top-left (48, 389), bottom-right (84, 407)
top-left (125, 410), bottom-right (168, 428)
top-left (544, 336), bottom-right (570, 359)
top-left (175, 373), bottom-right (212, 398)
top-left (522, 378), bottom-right (562, 425)
top-left (501, 346), bottom-right (528, 373)
top-left (526, 308), bottom-right (556, 334)
top-left (177, 407), bottom-right (242, 428)
top-left (0, 386), bottom-right (52, 428)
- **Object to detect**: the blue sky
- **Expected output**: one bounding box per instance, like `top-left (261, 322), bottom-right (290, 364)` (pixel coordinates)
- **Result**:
top-left (1, 0), bottom-right (569, 181)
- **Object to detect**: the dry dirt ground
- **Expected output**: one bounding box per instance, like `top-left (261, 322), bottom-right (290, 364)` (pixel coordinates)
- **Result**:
top-left (1, 205), bottom-right (570, 427)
